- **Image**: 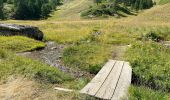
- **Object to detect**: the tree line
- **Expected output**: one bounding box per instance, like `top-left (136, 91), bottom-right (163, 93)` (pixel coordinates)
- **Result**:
top-left (0, 0), bottom-right (61, 20)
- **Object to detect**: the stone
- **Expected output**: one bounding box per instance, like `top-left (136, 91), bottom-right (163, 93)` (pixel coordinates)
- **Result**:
top-left (0, 23), bottom-right (44, 41)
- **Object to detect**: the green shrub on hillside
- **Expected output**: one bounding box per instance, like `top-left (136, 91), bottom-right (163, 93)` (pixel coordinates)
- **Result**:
top-left (81, 3), bottom-right (133, 18)
top-left (126, 42), bottom-right (170, 92)
top-left (0, 49), bottom-right (72, 83)
top-left (140, 31), bottom-right (164, 42)
top-left (81, 0), bottom-right (153, 18)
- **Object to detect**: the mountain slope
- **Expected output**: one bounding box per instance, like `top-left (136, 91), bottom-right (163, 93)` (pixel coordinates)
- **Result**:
top-left (48, 0), bottom-right (93, 20)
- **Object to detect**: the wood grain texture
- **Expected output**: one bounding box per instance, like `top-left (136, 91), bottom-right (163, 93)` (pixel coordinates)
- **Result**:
top-left (80, 60), bottom-right (132, 100)
top-left (95, 61), bottom-right (124, 99)
top-left (111, 62), bottom-right (132, 100)
top-left (80, 60), bottom-right (116, 96)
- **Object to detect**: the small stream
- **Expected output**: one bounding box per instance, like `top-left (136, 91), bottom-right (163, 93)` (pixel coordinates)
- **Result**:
top-left (17, 41), bottom-right (85, 77)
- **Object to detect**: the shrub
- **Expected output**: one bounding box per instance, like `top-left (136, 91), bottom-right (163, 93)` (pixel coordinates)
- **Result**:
top-left (81, 3), bottom-right (117, 18)
top-left (140, 31), bottom-right (164, 42)
top-left (125, 42), bottom-right (170, 92)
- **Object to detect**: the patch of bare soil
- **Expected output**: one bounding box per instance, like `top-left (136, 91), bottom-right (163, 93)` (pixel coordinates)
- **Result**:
top-left (0, 77), bottom-right (41, 100)
top-left (0, 77), bottom-right (95, 100)
top-left (112, 45), bottom-right (130, 60)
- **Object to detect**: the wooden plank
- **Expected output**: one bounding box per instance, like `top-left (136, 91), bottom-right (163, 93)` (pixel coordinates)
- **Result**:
top-left (80, 60), bottom-right (116, 96)
top-left (95, 61), bottom-right (124, 99)
top-left (54, 87), bottom-right (74, 92)
top-left (111, 62), bottom-right (132, 100)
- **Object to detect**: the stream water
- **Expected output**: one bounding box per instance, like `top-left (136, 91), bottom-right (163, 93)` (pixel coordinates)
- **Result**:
top-left (17, 41), bottom-right (85, 77)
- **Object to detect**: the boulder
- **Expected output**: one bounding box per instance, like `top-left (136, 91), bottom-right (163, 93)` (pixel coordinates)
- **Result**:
top-left (0, 23), bottom-right (44, 41)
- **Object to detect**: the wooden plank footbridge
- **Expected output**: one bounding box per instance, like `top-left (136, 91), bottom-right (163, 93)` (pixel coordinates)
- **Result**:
top-left (55, 60), bottom-right (132, 100)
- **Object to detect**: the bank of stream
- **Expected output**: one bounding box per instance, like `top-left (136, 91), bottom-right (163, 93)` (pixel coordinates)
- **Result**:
top-left (17, 41), bottom-right (90, 78)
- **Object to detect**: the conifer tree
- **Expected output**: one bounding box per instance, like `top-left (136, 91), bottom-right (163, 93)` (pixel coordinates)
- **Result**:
top-left (0, 0), bottom-right (4, 19)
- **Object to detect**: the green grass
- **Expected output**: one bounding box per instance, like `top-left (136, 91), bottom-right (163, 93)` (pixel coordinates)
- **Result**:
top-left (120, 26), bottom-right (170, 42)
top-left (129, 85), bottom-right (169, 100)
top-left (0, 49), bottom-right (72, 84)
top-left (126, 41), bottom-right (170, 92)
top-left (0, 36), bottom-right (46, 52)
top-left (159, 0), bottom-right (170, 5)
top-left (39, 22), bottom-right (95, 43)
top-left (62, 42), bottom-right (113, 74)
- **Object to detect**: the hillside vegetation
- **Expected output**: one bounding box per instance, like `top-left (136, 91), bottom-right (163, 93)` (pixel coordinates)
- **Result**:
top-left (159, 0), bottom-right (170, 4)
top-left (0, 36), bottom-right (45, 52)
top-left (49, 0), bottom-right (93, 20)
top-left (1, 0), bottom-right (170, 99)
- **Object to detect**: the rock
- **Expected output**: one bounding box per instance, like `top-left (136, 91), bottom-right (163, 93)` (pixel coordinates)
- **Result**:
top-left (0, 23), bottom-right (44, 41)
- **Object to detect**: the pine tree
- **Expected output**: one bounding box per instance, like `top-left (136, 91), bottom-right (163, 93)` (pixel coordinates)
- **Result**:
top-left (139, 0), bottom-right (144, 9)
top-left (41, 3), bottom-right (52, 18)
top-left (0, 0), bottom-right (4, 19)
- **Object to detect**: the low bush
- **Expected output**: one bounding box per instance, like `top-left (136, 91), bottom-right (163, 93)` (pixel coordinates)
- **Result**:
top-left (141, 31), bottom-right (164, 42)
top-left (125, 42), bottom-right (170, 92)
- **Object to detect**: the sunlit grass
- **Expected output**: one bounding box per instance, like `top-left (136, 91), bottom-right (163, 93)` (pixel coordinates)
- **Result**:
top-left (159, 0), bottom-right (170, 5)
top-left (0, 36), bottom-right (45, 52)
top-left (126, 42), bottom-right (170, 92)
top-left (129, 85), bottom-right (169, 100)
top-left (39, 22), bottom-right (95, 43)
top-left (63, 42), bottom-right (113, 74)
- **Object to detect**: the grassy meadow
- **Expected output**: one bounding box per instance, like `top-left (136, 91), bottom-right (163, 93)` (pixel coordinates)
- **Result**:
top-left (1, 0), bottom-right (170, 99)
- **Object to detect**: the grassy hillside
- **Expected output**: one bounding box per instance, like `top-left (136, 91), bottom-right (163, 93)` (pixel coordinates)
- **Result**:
top-left (159, 0), bottom-right (170, 4)
top-left (1, 1), bottom-right (170, 100)
top-left (48, 0), bottom-right (93, 20)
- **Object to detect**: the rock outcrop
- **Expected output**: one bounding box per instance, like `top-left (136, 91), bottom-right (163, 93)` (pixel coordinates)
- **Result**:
top-left (0, 23), bottom-right (44, 41)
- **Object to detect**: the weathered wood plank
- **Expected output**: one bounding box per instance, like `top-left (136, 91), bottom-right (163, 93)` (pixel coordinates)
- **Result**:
top-left (95, 61), bottom-right (124, 99)
top-left (111, 62), bottom-right (132, 100)
top-left (54, 87), bottom-right (73, 92)
top-left (80, 60), bottom-right (116, 96)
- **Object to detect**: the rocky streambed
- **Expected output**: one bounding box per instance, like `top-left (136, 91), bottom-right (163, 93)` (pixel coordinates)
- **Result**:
top-left (17, 41), bottom-right (86, 78)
